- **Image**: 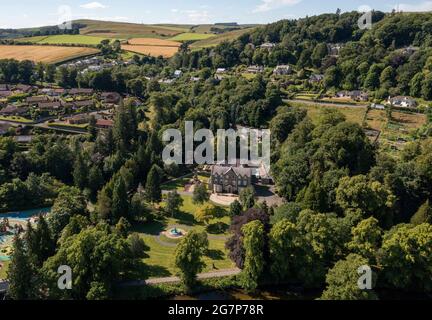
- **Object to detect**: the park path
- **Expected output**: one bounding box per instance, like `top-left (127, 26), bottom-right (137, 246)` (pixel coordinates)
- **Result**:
top-left (121, 268), bottom-right (241, 286)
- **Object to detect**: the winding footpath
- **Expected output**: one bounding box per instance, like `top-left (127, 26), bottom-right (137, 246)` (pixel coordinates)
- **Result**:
top-left (121, 268), bottom-right (241, 286)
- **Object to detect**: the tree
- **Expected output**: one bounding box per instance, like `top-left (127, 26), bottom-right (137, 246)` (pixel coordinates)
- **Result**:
top-left (145, 165), bottom-right (162, 203)
top-left (41, 225), bottom-right (146, 300)
top-left (174, 231), bottom-right (209, 288)
top-left (379, 223), bottom-right (432, 291)
top-left (88, 116), bottom-right (98, 141)
top-left (269, 219), bottom-right (303, 281)
top-left (240, 220), bottom-right (265, 292)
top-left (34, 215), bottom-right (55, 267)
top-left (47, 186), bottom-right (87, 240)
top-left (195, 204), bottom-right (215, 225)
top-left (229, 200), bottom-right (242, 217)
top-left (239, 187), bottom-right (256, 210)
top-left (165, 190), bottom-right (183, 217)
top-left (226, 208), bottom-right (269, 268)
top-left (320, 254), bottom-right (378, 300)
top-left (111, 176), bottom-right (129, 223)
top-left (421, 72), bottom-right (432, 100)
top-left (347, 217), bottom-right (382, 263)
top-left (363, 64), bottom-right (381, 90)
top-left (73, 152), bottom-right (88, 190)
top-left (410, 200), bottom-right (432, 225)
top-left (7, 236), bottom-right (37, 300)
top-left (88, 165), bottom-right (104, 202)
top-left (192, 183), bottom-right (209, 205)
top-left (336, 175), bottom-right (395, 224)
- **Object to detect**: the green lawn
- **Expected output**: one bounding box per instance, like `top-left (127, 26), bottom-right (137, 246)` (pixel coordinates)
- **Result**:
top-left (133, 195), bottom-right (233, 278)
top-left (17, 35), bottom-right (110, 45)
top-left (170, 33), bottom-right (215, 41)
top-left (161, 174), bottom-right (193, 191)
top-left (0, 261), bottom-right (10, 279)
top-left (0, 116), bottom-right (33, 123)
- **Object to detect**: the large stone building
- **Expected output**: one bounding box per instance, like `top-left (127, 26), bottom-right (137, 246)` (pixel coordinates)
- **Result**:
top-left (209, 165), bottom-right (252, 194)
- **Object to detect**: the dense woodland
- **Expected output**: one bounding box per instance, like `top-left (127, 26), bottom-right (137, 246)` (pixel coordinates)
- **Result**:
top-left (2, 11), bottom-right (432, 300)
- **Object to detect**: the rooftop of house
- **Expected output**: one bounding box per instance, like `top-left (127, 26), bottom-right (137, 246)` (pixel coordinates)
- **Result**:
top-left (211, 165), bottom-right (252, 178)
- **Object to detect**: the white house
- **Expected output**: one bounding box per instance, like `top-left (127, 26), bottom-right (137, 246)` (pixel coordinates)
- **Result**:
top-left (387, 96), bottom-right (417, 109)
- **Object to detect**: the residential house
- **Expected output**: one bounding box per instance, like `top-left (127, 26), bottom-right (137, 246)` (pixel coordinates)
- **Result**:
top-left (260, 42), bottom-right (276, 50)
top-left (0, 105), bottom-right (29, 116)
top-left (73, 100), bottom-right (94, 109)
top-left (215, 68), bottom-right (227, 80)
top-left (209, 165), bottom-right (252, 194)
top-left (327, 43), bottom-right (343, 56)
top-left (174, 70), bottom-right (183, 78)
top-left (69, 88), bottom-right (94, 96)
top-left (68, 114), bottom-right (90, 125)
top-left (336, 90), bottom-right (369, 101)
top-left (246, 65), bottom-right (264, 74)
top-left (273, 65), bottom-right (292, 75)
top-left (95, 119), bottom-right (114, 129)
top-left (371, 103), bottom-right (385, 110)
top-left (38, 101), bottom-right (61, 111)
top-left (309, 74), bottom-right (325, 83)
top-left (26, 96), bottom-right (50, 105)
top-left (387, 96), bottom-right (417, 109)
top-left (0, 91), bottom-right (12, 98)
top-left (14, 84), bottom-right (34, 93)
top-left (101, 92), bottom-right (121, 104)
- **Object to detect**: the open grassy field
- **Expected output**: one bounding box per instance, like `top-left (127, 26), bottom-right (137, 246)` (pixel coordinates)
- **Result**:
top-left (15, 34), bottom-right (109, 45)
top-left (0, 45), bottom-right (99, 64)
top-left (170, 32), bottom-right (215, 41)
top-left (127, 38), bottom-right (180, 47)
top-left (75, 19), bottom-right (183, 39)
top-left (191, 28), bottom-right (256, 48)
top-left (122, 44), bottom-right (179, 58)
top-left (295, 103), bottom-right (368, 126)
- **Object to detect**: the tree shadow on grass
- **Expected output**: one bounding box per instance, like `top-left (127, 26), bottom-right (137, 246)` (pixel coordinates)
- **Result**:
top-left (143, 264), bottom-right (172, 278)
top-left (174, 211), bottom-right (196, 226)
top-left (205, 249), bottom-right (224, 260)
top-left (131, 220), bottom-right (167, 236)
top-left (206, 222), bottom-right (229, 234)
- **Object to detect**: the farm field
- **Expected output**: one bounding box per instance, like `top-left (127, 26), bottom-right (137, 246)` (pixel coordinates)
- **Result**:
top-left (122, 44), bottom-right (179, 58)
top-left (126, 38), bottom-right (180, 47)
top-left (191, 28), bottom-right (256, 48)
top-left (170, 32), bottom-right (215, 41)
top-left (16, 34), bottom-right (109, 45)
top-left (75, 19), bottom-right (183, 39)
top-left (0, 45), bottom-right (99, 64)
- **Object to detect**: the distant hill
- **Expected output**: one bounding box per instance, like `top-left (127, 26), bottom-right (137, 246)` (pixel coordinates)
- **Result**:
top-left (190, 27), bottom-right (256, 48)
top-left (0, 20), bottom-right (260, 41)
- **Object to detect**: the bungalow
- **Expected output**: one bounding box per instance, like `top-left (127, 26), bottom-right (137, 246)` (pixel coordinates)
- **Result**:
top-left (0, 105), bottom-right (29, 116)
top-left (0, 91), bottom-right (12, 98)
top-left (14, 84), bottom-right (34, 93)
top-left (309, 74), bottom-right (325, 83)
top-left (68, 114), bottom-right (90, 125)
top-left (387, 96), bottom-right (417, 109)
top-left (101, 92), bottom-right (121, 104)
top-left (246, 65), bottom-right (264, 74)
top-left (26, 96), bottom-right (50, 105)
top-left (96, 119), bottom-right (114, 129)
top-left (38, 101), bottom-right (61, 111)
top-left (336, 90), bottom-right (369, 101)
top-left (73, 100), bottom-right (95, 109)
top-left (273, 65), bottom-right (292, 75)
top-left (69, 88), bottom-right (94, 96)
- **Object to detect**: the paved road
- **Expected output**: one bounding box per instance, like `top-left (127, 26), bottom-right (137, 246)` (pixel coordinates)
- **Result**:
top-left (122, 268), bottom-right (241, 286)
top-left (284, 99), bottom-right (368, 108)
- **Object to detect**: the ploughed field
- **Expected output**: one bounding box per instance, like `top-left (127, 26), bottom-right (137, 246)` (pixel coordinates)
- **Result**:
top-left (0, 45), bottom-right (99, 63)
top-left (122, 38), bottom-right (181, 58)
